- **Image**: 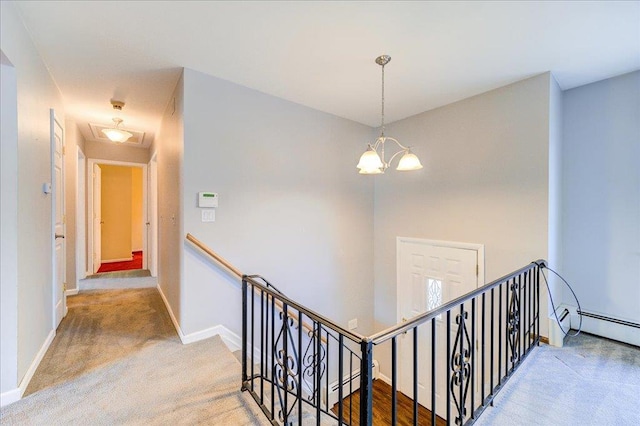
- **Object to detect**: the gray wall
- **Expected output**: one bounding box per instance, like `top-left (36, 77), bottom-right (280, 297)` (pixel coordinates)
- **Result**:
top-left (562, 71), bottom-right (640, 339)
top-left (373, 73), bottom-right (552, 337)
top-left (1, 0), bottom-right (65, 393)
top-left (1, 51), bottom-right (19, 399)
top-left (181, 68), bottom-right (375, 337)
top-left (64, 120), bottom-right (86, 291)
top-left (547, 74), bottom-right (564, 343)
top-left (153, 73), bottom-right (185, 330)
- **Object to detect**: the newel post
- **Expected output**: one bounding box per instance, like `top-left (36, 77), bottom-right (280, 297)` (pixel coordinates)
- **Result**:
top-left (360, 339), bottom-right (373, 425)
top-left (241, 275), bottom-right (248, 389)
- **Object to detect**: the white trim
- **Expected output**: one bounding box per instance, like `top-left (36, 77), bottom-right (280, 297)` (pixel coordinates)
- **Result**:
top-left (156, 282), bottom-right (183, 341)
top-left (0, 387), bottom-right (21, 407)
top-left (395, 237), bottom-right (485, 413)
top-left (396, 237), bottom-right (486, 325)
top-left (378, 371), bottom-right (392, 386)
top-left (87, 158), bottom-right (147, 274)
top-left (17, 329), bottom-right (55, 399)
top-left (156, 283), bottom-right (242, 352)
top-left (65, 288), bottom-right (79, 296)
top-left (396, 237), bottom-right (485, 284)
top-left (76, 147), bottom-right (87, 283)
top-left (101, 257), bottom-right (133, 263)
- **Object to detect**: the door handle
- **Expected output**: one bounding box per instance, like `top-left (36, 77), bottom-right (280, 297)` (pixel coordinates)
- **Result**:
top-left (55, 234), bottom-right (65, 239)
top-left (146, 222), bottom-right (150, 225)
top-left (100, 221), bottom-right (104, 224)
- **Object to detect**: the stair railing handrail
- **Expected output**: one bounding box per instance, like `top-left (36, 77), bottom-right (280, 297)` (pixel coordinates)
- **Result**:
top-left (189, 232), bottom-right (545, 426)
top-left (244, 275), bottom-right (364, 343)
top-left (186, 233), bottom-right (329, 343)
top-left (369, 259), bottom-right (547, 345)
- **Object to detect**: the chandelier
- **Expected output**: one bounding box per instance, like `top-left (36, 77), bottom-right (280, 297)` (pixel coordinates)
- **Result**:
top-left (356, 55), bottom-right (423, 174)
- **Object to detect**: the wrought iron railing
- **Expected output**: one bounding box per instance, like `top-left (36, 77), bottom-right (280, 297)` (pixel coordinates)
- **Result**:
top-left (242, 261), bottom-right (544, 426)
top-left (242, 274), bottom-right (364, 425)
top-left (187, 234), bottom-right (544, 425)
top-left (363, 260), bottom-right (544, 425)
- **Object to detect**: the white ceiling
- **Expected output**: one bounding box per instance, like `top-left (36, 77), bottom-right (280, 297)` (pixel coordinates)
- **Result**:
top-left (14, 1), bottom-right (640, 147)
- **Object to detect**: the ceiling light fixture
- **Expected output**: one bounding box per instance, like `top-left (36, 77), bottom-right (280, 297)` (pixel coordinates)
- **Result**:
top-left (102, 118), bottom-right (133, 143)
top-left (357, 55), bottom-right (423, 175)
top-left (101, 100), bottom-right (133, 143)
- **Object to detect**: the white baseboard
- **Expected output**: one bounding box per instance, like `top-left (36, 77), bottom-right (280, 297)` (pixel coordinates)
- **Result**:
top-left (155, 283), bottom-right (242, 351)
top-left (101, 257), bottom-right (133, 263)
top-left (378, 371), bottom-right (391, 386)
top-left (65, 288), bottom-right (79, 296)
top-left (0, 388), bottom-right (21, 407)
top-left (156, 283), bottom-right (185, 341)
top-left (16, 329), bottom-right (55, 399)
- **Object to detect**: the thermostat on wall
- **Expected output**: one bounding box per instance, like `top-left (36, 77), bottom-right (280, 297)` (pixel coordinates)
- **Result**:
top-left (198, 192), bottom-right (218, 208)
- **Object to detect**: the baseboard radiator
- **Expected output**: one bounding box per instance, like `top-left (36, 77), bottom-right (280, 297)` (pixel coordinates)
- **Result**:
top-left (577, 309), bottom-right (640, 329)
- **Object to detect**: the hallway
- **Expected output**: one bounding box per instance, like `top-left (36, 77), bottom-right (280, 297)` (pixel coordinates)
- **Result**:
top-left (2, 289), bottom-right (268, 425)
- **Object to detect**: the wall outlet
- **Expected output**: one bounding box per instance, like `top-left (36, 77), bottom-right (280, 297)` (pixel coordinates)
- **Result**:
top-left (348, 318), bottom-right (358, 330)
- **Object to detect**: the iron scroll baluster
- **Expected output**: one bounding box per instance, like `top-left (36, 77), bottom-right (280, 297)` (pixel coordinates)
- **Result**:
top-left (450, 307), bottom-right (472, 425)
top-left (508, 279), bottom-right (521, 364)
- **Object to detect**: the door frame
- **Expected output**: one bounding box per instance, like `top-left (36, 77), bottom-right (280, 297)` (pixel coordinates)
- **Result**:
top-left (147, 153), bottom-right (158, 277)
top-left (51, 109), bottom-right (66, 325)
top-left (395, 237), bottom-right (485, 414)
top-left (396, 237), bottom-right (485, 325)
top-left (76, 147), bottom-right (87, 282)
top-left (87, 159), bottom-right (148, 274)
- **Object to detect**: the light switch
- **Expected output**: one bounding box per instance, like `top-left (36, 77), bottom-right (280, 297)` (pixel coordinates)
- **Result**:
top-left (201, 209), bottom-right (215, 222)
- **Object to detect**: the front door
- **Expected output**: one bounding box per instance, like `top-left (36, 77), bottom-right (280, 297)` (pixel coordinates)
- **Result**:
top-left (52, 110), bottom-right (66, 327)
top-left (397, 238), bottom-right (480, 418)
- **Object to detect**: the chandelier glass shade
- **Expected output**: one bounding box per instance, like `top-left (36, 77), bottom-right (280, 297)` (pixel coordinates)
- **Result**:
top-left (102, 117), bottom-right (132, 143)
top-left (357, 55), bottom-right (423, 175)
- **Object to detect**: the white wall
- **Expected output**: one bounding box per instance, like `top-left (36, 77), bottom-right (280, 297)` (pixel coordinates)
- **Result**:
top-left (84, 139), bottom-right (150, 164)
top-left (1, 0), bottom-right (64, 393)
top-left (562, 71), bottom-right (640, 344)
top-left (373, 73), bottom-right (551, 333)
top-left (547, 74), bottom-right (564, 345)
top-left (64, 120), bottom-right (86, 291)
top-left (1, 50), bottom-right (19, 402)
top-left (153, 73), bottom-right (184, 331)
top-left (181, 68), bottom-right (375, 338)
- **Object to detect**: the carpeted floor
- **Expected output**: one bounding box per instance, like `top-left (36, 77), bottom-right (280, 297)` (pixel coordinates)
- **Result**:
top-left (97, 251), bottom-right (143, 273)
top-left (4, 289), bottom-right (638, 425)
top-left (1, 288), bottom-right (270, 425)
top-left (476, 333), bottom-right (640, 426)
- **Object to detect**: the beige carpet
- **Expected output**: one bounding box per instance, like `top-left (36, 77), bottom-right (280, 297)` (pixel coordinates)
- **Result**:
top-left (1, 288), bottom-right (270, 425)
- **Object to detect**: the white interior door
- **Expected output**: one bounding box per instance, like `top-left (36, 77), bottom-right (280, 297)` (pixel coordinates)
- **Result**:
top-left (52, 110), bottom-right (66, 327)
top-left (397, 238), bottom-right (480, 418)
top-left (92, 164), bottom-right (102, 273)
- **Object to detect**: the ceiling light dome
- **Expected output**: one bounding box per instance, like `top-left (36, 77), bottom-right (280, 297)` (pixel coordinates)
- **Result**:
top-left (102, 118), bottom-right (133, 143)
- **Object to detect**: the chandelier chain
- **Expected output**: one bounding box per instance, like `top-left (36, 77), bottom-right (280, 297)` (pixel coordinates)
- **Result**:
top-left (381, 63), bottom-right (385, 136)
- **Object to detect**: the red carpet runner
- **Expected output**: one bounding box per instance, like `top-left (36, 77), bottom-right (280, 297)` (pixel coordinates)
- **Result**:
top-left (97, 251), bottom-right (143, 273)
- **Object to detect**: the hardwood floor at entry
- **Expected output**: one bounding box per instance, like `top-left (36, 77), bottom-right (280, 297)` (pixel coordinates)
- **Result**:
top-left (332, 379), bottom-right (446, 426)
